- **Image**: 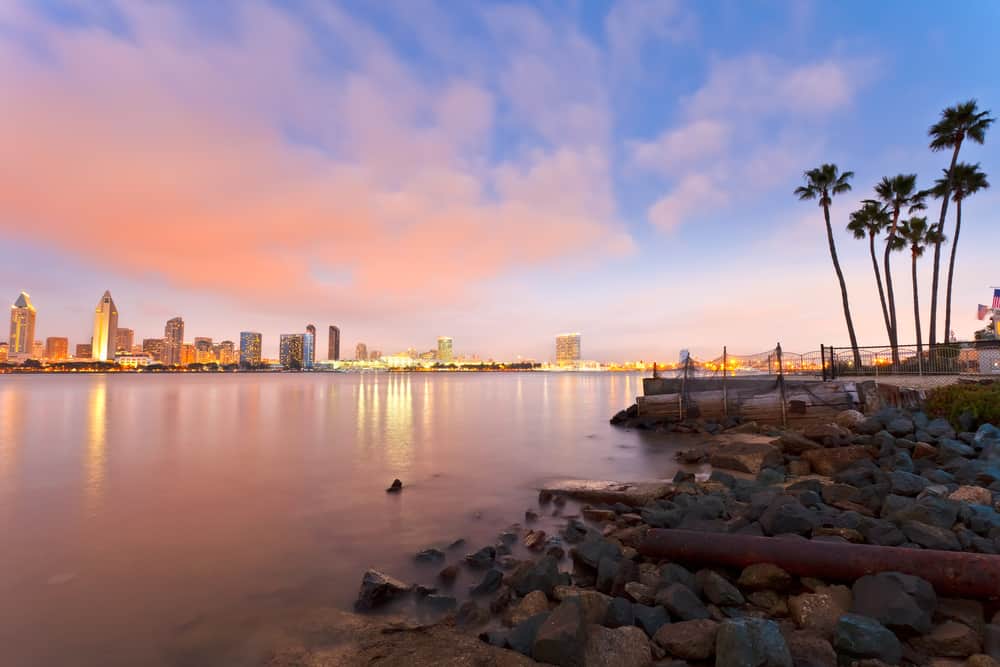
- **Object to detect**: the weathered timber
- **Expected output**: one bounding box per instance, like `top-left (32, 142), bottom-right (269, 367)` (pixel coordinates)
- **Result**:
top-left (640, 529), bottom-right (1000, 599)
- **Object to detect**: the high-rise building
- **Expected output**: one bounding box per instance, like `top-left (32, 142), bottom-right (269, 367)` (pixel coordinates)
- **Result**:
top-left (180, 343), bottom-right (196, 366)
top-left (215, 340), bottom-right (236, 365)
top-left (0, 342), bottom-right (8, 363)
top-left (437, 336), bottom-right (454, 362)
top-left (555, 333), bottom-right (581, 366)
top-left (355, 342), bottom-right (367, 360)
top-left (31, 340), bottom-right (44, 359)
top-left (194, 337), bottom-right (214, 364)
top-left (9, 292), bottom-right (36, 355)
top-left (328, 325), bottom-right (340, 361)
top-left (45, 337), bottom-right (69, 361)
top-left (115, 328), bottom-right (134, 352)
top-left (91, 291), bottom-right (119, 361)
top-left (239, 332), bottom-right (262, 367)
top-left (75, 343), bottom-right (92, 359)
top-left (369, 349), bottom-right (382, 360)
top-left (280, 334), bottom-right (305, 369)
top-left (304, 324), bottom-right (316, 369)
top-left (142, 338), bottom-right (166, 363)
top-left (164, 317), bottom-right (184, 365)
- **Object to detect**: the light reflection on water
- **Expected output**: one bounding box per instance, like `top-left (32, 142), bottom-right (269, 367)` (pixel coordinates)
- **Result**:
top-left (0, 372), bottom-right (688, 666)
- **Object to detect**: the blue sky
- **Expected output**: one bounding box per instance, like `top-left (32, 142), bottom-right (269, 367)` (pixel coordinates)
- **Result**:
top-left (1, 0), bottom-right (998, 360)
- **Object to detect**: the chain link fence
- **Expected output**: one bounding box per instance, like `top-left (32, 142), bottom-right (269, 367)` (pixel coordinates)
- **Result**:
top-left (825, 341), bottom-right (1000, 388)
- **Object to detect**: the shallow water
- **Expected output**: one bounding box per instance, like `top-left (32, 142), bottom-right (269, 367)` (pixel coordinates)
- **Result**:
top-left (0, 372), bottom-right (691, 666)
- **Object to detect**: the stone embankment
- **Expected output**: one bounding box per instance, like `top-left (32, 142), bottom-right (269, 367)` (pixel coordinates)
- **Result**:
top-left (345, 407), bottom-right (1000, 666)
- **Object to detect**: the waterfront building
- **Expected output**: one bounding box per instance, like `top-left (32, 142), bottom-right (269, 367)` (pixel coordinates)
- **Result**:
top-left (194, 337), bottom-right (214, 364)
top-left (369, 349), bottom-right (382, 361)
top-left (239, 332), bottom-right (262, 367)
top-left (328, 325), bottom-right (340, 360)
top-left (164, 317), bottom-right (184, 365)
top-left (31, 340), bottom-right (44, 360)
top-left (555, 333), bottom-right (581, 366)
top-left (45, 337), bottom-right (69, 361)
top-left (9, 292), bottom-right (36, 355)
top-left (0, 342), bottom-right (7, 363)
top-left (75, 343), bottom-right (92, 358)
top-left (91, 291), bottom-right (119, 361)
top-left (215, 340), bottom-right (236, 365)
top-left (280, 334), bottom-right (305, 369)
top-left (419, 350), bottom-right (437, 360)
top-left (180, 343), bottom-right (196, 366)
top-left (437, 336), bottom-right (454, 362)
top-left (115, 328), bottom-right (134, 352)
top-left (142, 338), bottom-right (166, 363)
top-left (115, 352), bottom-right (152, 368)
top-left (355, 342), bottom-right (367, 360)
top-left (304, 325), bottom-right (316, 369)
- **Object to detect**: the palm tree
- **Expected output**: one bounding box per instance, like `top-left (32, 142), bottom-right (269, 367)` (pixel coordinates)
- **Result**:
top-left (899, 216), bottom-right (944, 363)
top-left (931, 162), bottom-right (990, 345)
top-left (848, 200), bottom-right (893, 346)
top-left (873, 174), bottom-right (927, 365)
top-left (926, 100), bottom-right (994, 348)
top-left (795, 164), bottom-right (862, 369)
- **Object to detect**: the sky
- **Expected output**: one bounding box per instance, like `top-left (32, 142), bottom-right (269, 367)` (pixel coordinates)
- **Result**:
top-left (1, 0), bottom-right (999, 361)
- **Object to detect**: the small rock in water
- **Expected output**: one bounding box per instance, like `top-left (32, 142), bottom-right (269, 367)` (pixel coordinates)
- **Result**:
top-left (447, 538), bottom-right (466, 550)
top-left (414, 548), bottom-right (445, 563)
top-left (354, 569), bottom-right (411, 611)
top-left (464, 546), bottom-right (496, 569)
top-left (386, 478), bottom-right (403, 493)
top-left (437, 564), bottom-right (460, 583)
top-left (525, 509), bottom-right (539, 522)
top-left (470, 569), bottom-right (503, 596)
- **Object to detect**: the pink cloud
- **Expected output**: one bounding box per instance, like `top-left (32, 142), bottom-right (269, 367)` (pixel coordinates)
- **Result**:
top-left (647, 173), bottom-right (728, 233)
top-left (630, 119), bottom-right (730, 174)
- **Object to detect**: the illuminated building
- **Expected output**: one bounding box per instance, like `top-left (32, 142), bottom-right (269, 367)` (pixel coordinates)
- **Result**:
top-left (32, 340), bottom-right (44, 359)
top-left (45, 337), bottom-right (69, 361)
top-left (369, 349), bottom-right (382, 360)
top-left (91, 291), bottom-right (119, 361)
top-left (194, 337), bottom-right (214, 363)
top-left (280, 334), bottom-right (305, 369)
top-left (304, 324), bottom-right (316, 369)
top-left (555, 333), bottom-right (581, 366)
top-left (142, 338), bottom-right (166, 363)
top-left (328, 325), bottom-right (340, 360)
top-left (215, 340), bottom-right (236, 365)
top-left (419, 350), bottom-right (437, 360)
top-left (9, 292), bottom-right (36, 355)
top-left (355, 342), bottom-right (367, 360)
top-left (115, 352), bottom-right (152, 368)
top-left (115, 328), bottom-right (134, 352)
top-left (239, 331), bottom-right (262, 367)
top-left (75, 343), bottom-right (92, 359)
top-left (437, 336), bottom-right (453, 362)
top-left (164, 317), bottom-right (184, 365)
top-left (181, 343), bottom-right (196, 366)
top-left (0, 342), bottom-right (7, 363)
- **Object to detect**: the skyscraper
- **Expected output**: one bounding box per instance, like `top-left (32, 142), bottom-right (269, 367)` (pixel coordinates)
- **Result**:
top-left (328, 325), bottom-right (340, 361)
top-left (280, 334), bottom-right (305, 369)
top-left (142, 338), bottom-right (166, 363)
top-left (91, 291), bottom-right (119, 361)
top-left (164, 317), bottom-right (184, 365)
top-left (355, 342), bottom-right (367, 360)
top-left (9, 292), bottom-right (36, 355)
top-left (45, 337), bottom-right (68, 361)
top-left (555, 333), bottom-right (581, 366)
top-left (180, 343), bottom-right (196, 366)
top-left (0, 342), bottom-right (8, 363)
top-left (115, 328), bottom-right (134, 352)
top-left (239, 332), bottom-right (262, 367)
top-left (437, 336), bottom-right (453, 362)
top-left (216, 340), bottom-right (236, 365)
top-left (194, 337), bottom-right (214, 363)
top-left (304, 324), bottom-right (316, 369)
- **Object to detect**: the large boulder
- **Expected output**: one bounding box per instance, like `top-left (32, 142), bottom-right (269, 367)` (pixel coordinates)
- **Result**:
top-left (715, 618), bottom-right (793, 667)
top-left (571, 535), bottom-right (622, 569)
top-left (553, 586), bottom-right (613, 625)
top-left (507, 612), bottom-right (550, 656)
top-left (507, 590), bottom-right (551, 626)
top-left (851, 571), bottom-right (937, 634)
top-left (532, 598), bottom-right (588, 666)
top-left (603, 597), bottom-right (634, 629)
top-left (581, 625), bottom-right (651, 667)
top-left (657, 582), bottom-right (710, 621)
top-left (833, 614), bottom-right (902, 664)
top-left (901, 520), bottom-right (962, 551)
top-left (760, 497), bottom-right (818, 536)
top-left (354, 569), bottom-right (412, 610)
top-left (710, 442), bottom-right (783, 475)
top-left (802, 446), bottom-right (873, 476)
top-left (654, 618), bottom-right (719, 660)
top-left (509, 555), bottom-right (562, 597)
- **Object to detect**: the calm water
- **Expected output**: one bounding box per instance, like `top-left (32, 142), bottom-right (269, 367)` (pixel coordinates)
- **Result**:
top-left (0, 372), bottom-right (690, 666)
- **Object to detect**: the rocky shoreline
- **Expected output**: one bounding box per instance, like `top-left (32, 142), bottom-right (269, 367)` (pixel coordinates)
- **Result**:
top-left (333, 404), bottom-right (1000, 666)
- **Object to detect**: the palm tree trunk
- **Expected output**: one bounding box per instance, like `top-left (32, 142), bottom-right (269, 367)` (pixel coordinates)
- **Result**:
top-left (824, 204), bottom-right (862, 369)
top-left (884, 212), bottom-right (901, 367)
top-left (912, 250), bottom-right (922, 362)
top-left (869, 232), bottom-right (892, 345)
top-left (928, 141), bottom-right (963, 348)
top-left (943, 199), bottom-right (962, 348)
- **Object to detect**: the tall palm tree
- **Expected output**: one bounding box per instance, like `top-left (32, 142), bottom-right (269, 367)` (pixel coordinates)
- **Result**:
top-left (926, 100), bottom-right (994, 348)
top-left (931, 162), bottom-right (990, 345)
top-left (848, 200), bottom-right (893, 346)
top-left (899, 217), bottom-right (943, 362)
top-left (873, 174), bottom-right (927, 365)
top-left (795, 164), bottom-right (862, 369)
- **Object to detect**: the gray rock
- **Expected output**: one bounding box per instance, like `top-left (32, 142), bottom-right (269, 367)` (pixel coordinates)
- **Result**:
top-left (833, 613), bottom-right (902, 664)
top-left (571, 535), bottom-right (622, 569)
top-left (532, 598), bottom-right (587, 666)
top-left (654, 618), bottom-right (719, 660)
top-left (414, 548), bottom-right (446, 563)
top-left (610, 558), bottom-right (639, 598)
top-left (354, 569), bottom-right (412, 610)
top-left (465, 545), bottom-right (497, 568)
top-left (760, 497), bottom-right (818, 536)
top-left (632, 603), bottom-right (669, 637)
top-left (507, 612), bottom-right (550, 656)
top-left (783, 629), bottom-right (836, 667)
top-left (857, 417), bottom-right (884, 435)
top-left (509, 555), bottom-right (561, 597)
top-left (697, 569), bottom-right (745, 606)
top-left (604, 596), bottom-right (634, 628)
top-left (886, 416), bottom-right (915, 436)
top-left (926, 417), bottom-right (957, 439)
top-left (851, 571), bottom-right (937, 634)
top-left (595, 556), bottom-right (617, 594)
top-left (421, 594), bottom-right (457, 612)
top-left (640, 507), bottom-right (682, 529)
top-left (889, 495), bottom-right (960, 529)
top-left (581, 625), bottom-right (651, 667)
top-left (889, 470), bottom-right (930, 497)
top-left (660, 562), bottom-right (700, 594)
top-left (715, 617), bottom-right (793, 667)
top-left (470, 568), bottom-right (503, 595)
top-left (939, 438), bottom-right (977, 461)
top-left (657, 582), bottom-right (710, 621)
top-left (457, 600), bottom-right (491, 628)
top-left (860, 519), bottom-right (906, 546)
top-left (901, 520), bottom-right (961, 551)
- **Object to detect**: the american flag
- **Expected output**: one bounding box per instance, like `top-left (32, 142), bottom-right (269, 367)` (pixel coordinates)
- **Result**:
top-left (995, 289), bottom-right (1000, 310)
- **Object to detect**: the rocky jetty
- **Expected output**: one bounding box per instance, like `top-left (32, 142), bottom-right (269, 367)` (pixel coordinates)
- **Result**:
top-left (349, 407), bottom-right (1000, 666)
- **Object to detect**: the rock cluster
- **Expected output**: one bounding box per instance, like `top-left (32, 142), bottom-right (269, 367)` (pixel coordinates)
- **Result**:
top-left (352, 411), bottom-right (1000, 666)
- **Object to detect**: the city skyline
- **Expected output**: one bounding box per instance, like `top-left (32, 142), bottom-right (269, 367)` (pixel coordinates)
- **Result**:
top-left (1, 2), bottom-right (998, 359)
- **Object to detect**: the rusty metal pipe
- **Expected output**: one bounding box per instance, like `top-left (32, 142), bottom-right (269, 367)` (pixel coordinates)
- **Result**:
top-left (640, 529), bottom-right (1000, 599)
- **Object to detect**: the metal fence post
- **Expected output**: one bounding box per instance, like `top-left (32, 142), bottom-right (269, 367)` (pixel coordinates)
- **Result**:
top-left (722, 346), bottom-right (728, 419)
top-left (776, 342), bottom-right (787, 428)
top-left (821, 344), bottom-right (827, 381)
